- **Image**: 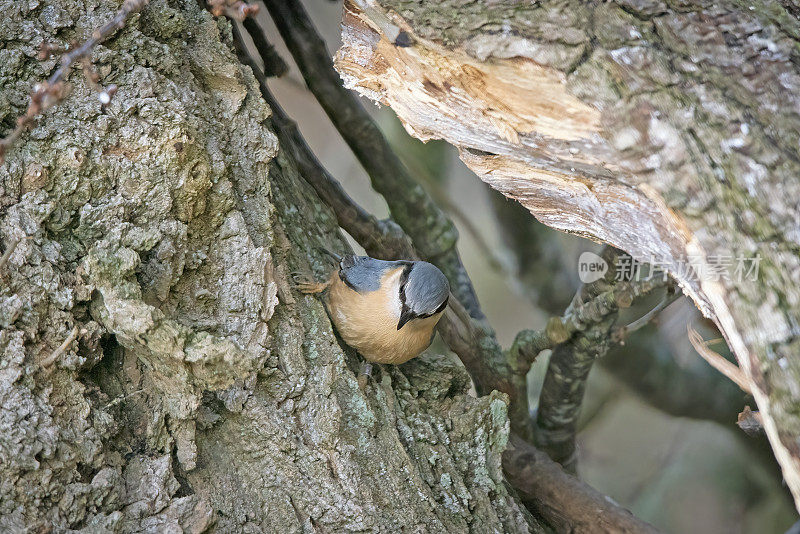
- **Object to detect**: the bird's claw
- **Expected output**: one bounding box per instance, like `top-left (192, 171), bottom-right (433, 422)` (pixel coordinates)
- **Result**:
top-left (291, 272), bottom-right (327, 294)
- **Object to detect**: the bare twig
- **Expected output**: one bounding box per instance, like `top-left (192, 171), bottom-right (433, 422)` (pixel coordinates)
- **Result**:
top-left (688, 325), bottom-right (751, 393)
top-left (41, 325), bottom-right (80, 368)
top-left (241, 17), bottom-right (288, 77)
top-left (208, 0), bottom-right (259, 20)
top-left (0, 237), bottom-right (22, 273)
top-left (510, 252), bottom-right (670, 367)
top-left (0, 0), bottom-right (151, 163)
top-left (261, 0), bottom-right (485, 322)
top-left (614, 287), bottom-right (681, 342)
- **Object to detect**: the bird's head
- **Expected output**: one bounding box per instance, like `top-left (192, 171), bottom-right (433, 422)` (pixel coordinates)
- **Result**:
top-left (397, 261), bottom-right (450, 330)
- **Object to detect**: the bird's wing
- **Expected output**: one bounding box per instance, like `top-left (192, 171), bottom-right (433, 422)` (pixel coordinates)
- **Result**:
top-left (339, 255), bottom-right (406, 293)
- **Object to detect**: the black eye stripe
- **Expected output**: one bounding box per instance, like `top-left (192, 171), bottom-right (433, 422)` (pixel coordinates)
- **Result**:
top-left (398, 263), bottom-right (447, 318)
top-left (398, 263), bottom-right (413, 306)
top-left (416, 296), bottom-right (449, 319)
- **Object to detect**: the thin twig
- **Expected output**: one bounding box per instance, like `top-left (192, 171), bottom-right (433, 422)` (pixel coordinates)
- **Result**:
top-left (261, 0), bottom-right (485, 321)
top-left (510, 259), bottom-right (671, 367)
top-left (688, 325), bottom-right (751, 393)
top-left (615, 287), bottom-right (681, 340)
top-left (241, 16), bottom-right (288, 77)
top-left (41, 325), bottom-right (80, 368)
top-left (0, 237), bottom-right (22, 273)
top-left (0, 0), bottom-right (151, 163)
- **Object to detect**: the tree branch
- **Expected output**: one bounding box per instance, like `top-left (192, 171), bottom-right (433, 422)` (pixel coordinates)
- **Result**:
top-left (504, 435), bottom-right (659, 534)
top-left (492, 198), bottom-right (784, 482)
top-left (510, 249), bottom-right (669, 367)
top-left (241, 16), bottom-right (288, 77)
top-left (531, 249), bottom-right (670, 470)
top-left (492, 203), bottom-right (760, 423)
top-left (687, 326), bottom-right (752, 394)
top-left (614, 288), bottom-right (680, 340)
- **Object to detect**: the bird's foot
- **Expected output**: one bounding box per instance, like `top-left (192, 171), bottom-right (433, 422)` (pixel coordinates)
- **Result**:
top-left (291, 272), bottom-right (329, 294)
top-left (357, 362), bottom-right (373, 392)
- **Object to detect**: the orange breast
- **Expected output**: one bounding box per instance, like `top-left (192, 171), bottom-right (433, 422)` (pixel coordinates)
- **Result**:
top-left (325, 267), bottom-right (442, 364)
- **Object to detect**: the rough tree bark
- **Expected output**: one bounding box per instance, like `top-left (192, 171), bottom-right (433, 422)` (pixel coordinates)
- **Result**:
top-left (0, 1), bottom-right (535, 531)
top-left (335, 0), bottom-right (800, 511)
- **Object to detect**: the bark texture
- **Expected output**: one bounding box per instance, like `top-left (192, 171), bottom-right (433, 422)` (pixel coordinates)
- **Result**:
top-left (335, 0), bottom-right (800, 510)
top-left (0, 1), bottom-right (534, 531)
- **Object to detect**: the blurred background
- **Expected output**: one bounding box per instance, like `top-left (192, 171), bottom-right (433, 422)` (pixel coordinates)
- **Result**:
top-left (250, 2), bottom-right (797, 531)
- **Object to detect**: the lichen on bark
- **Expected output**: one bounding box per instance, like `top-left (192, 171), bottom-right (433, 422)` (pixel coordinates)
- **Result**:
top-left (0, 0), bottom-right (534, 531)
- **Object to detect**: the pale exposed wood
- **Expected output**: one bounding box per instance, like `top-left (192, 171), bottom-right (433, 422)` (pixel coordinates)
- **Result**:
top-left (687, 325), bottom-right (751, 394)
top-left (336, 0), bottom-right (800, 510)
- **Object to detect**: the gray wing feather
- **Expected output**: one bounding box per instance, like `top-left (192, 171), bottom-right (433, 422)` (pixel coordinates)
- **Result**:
top-left (339, 255), bottom-right (406, 293)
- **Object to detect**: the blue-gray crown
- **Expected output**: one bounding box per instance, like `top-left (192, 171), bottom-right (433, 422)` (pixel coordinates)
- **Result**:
top-left (401, 262), bottom-right (450, 318)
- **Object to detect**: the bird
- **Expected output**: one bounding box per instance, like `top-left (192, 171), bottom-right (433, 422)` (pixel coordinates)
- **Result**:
top-left (294, 254), bottom-right (450, 373)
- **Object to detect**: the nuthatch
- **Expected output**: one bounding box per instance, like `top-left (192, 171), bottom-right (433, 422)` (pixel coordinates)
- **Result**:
top-left (295, 254), bottom-right (450, 367)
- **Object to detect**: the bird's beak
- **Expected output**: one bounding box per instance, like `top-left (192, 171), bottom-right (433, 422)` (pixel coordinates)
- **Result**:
top-left (397, 309), bottom-right (415, 330)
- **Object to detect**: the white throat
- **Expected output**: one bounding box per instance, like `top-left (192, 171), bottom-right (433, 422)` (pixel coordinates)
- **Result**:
top-left (383, 268), bottom-right (405, 320)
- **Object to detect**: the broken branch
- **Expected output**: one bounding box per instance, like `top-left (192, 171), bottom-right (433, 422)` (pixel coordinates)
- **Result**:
top-left (688, 325), bottom-right (751, 394)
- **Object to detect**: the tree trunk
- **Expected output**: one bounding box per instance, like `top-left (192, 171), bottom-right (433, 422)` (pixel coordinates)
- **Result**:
top-left (0, 1), bottom-right (536, 531)
top-left (335, 0), bottom-right (800, 511)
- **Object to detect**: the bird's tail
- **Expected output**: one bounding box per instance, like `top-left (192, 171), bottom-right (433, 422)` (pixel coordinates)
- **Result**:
top-left (317, 246), bottom-right (343, 264)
